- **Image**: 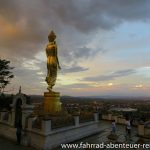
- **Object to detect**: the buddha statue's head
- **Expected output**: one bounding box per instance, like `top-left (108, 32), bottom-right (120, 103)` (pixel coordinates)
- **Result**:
top-left (48, 30), bottom-right (56, 42)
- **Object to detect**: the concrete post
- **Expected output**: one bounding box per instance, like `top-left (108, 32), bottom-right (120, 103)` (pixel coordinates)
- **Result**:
top-left (0, 112), bottom-right (4, 121)
top-left (21, 104), bottom-right (34, 129)
top-left (22, 113), bottom-right (30, 129)
top-left (0, 112), bottom-right (1, 122)
top-left (94, 113), bottom-right (99, 122)
top-left (8, 113), bottom-right (12, 125)
top-left (114, 116), bottom-right (118, 123)
top-left (138, 124), bottom-right (145, 136)
top-left (1, 112), bottom-right (6, 122)
top-left (74, 116), bottom-right (79, 127)
top-left (42, 120), bottom-right (51, 134)
top-left (10, 111), bottom-right (15, 126)
top-left (22, 113), bottom-right (26, 129)
top-left (122, 118), bottom-right (126, 125)
top-left (108, 114), bottom-right (112, 120)
top-left (28, 118), bottom-right (33, 130)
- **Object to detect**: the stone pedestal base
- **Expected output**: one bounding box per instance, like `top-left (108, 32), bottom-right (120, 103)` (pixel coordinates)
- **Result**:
top-left (44, 92), bottom-right (61, 114)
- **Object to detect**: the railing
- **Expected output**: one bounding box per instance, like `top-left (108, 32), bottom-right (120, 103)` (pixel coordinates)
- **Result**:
top-left (145, 126), bottom-right (150, 137)
top-left (3, 112), bottom-right (9, 121)
top-left (0, 111), bottom-right (99, 134)
top-left (27, 113), bottom-right (99, 134)
top-left (101, 114), bottom-right (139, 126)
top-left (0, 111), bottom-right (12, 125)
top-left (51, 116), bottom-right (75, 129)
top-left (79, 112), bottom-right (94, 123)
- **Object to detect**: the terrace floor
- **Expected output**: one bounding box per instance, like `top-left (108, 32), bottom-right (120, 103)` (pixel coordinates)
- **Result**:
top-left (55, 120), bottom-right (150, 150)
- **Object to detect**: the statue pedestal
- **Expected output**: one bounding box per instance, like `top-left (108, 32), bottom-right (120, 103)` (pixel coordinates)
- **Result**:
top-left (44, 92), bottom-right (61, 114)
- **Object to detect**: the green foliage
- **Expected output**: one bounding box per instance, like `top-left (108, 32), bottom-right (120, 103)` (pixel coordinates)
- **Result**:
top-left (0, 59), bottom-right (14, 93)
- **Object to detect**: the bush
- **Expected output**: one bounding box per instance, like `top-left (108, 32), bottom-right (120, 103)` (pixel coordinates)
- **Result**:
top-left (0, 94), bottom-right (13, 110)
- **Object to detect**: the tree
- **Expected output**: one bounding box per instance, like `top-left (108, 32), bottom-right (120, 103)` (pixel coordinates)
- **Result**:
top-left (0, 59), bottom-right (14, 93)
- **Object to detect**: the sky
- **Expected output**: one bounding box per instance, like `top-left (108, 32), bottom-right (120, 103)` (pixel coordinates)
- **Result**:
top-left (0, 0), bottom-right (150, 97)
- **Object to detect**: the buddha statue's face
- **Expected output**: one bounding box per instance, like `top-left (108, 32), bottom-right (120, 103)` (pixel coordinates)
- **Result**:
top-left (48, 31), bottom-right (56, 42)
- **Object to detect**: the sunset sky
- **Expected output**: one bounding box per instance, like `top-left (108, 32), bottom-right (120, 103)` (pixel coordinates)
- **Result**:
top-left (0, 0), bottom-right (150, 97)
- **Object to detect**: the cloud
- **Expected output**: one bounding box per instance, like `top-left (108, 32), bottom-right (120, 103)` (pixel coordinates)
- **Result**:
top-left (47, 0), bottom-right (150, 32)
top-left (1, 0), bottom-right (150, 96)
top-left (60, 83), bottom-right (92, 89)
top-left (59, 45), bottom-right (102, 67)
top-left (83, 69), bottom-right (136, 81)
top-left (62, 65), bottom-right (88, 74)
top-left (1, 0), bottom-right (150, 60)
top-left (72, 46), bottom-right (100, 59)
top-left (136, 67), bottom-right (150, 78)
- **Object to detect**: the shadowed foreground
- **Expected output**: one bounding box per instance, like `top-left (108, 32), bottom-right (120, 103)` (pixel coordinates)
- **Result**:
top-left (0, 136), bottom-right (36, 150)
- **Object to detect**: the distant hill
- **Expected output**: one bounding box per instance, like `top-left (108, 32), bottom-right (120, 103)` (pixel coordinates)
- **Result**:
top-left (30, 95), bottom-right (44, 103)
top-left (29, 95), bottom-right (150, 104)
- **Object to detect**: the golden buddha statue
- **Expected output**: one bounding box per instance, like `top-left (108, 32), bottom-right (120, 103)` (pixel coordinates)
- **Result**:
top-left (45, 31), bottom-right (61, 91)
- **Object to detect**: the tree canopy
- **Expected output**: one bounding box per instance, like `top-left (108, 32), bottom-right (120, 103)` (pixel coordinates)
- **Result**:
top-left (0, 59), bottom-right (14, 93)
